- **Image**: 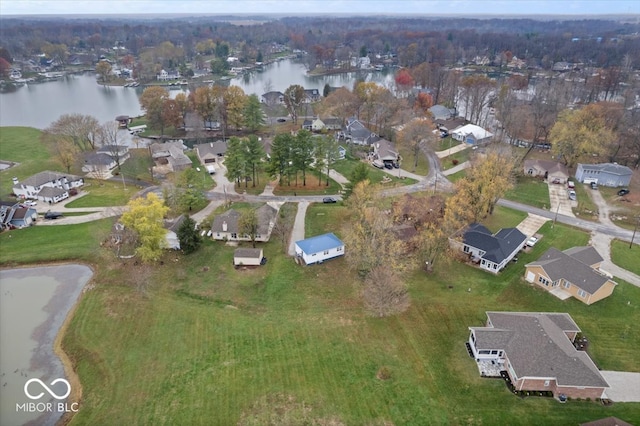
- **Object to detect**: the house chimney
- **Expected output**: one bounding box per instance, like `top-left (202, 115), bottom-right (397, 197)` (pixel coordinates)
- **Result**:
top-left (222, 221), bottom-right (227, 232)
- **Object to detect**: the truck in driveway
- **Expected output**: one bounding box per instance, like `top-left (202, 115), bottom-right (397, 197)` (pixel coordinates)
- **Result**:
top-left (206, 165), bottom-right (215, 174)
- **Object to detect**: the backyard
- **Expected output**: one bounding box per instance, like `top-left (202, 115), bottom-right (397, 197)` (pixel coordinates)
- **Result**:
top-left (1, 206), bottom-right (638, 425)
top-left (503, 176), bottom-right (550, 210)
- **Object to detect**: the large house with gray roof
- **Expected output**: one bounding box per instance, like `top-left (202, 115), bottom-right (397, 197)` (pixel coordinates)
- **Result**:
top-left (524, 246), bottom-right (617, 305)
top-left (575, 163), bottom-right (633, 188)
top-left (12, 171), bottom-right (84, 203)
top-left (468, 312), bottom-right (609, 400)
top-left (452, 223), bottom-right (526, 273)
top-left (211, 204), bottom-right (278, 243)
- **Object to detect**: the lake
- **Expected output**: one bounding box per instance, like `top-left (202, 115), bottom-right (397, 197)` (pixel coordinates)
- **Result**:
top-left (0, 264), bottom-right (93, 426)
top-left (0, 59), bottom-right (395, 129)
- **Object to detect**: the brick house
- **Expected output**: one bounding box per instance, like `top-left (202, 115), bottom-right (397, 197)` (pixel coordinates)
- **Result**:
top-left (468, 312), bottom-right (609, 400)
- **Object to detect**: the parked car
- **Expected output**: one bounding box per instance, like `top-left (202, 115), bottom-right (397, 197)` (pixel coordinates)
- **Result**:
top-left (384, 162), bottom-right (394, 170)
top-left (393, 162), bottom-right (400, 169)
top-left (276, 118), bottom-right (286, 123)
top-left (24, 200), bottom-right (37, 207)
top-left (590, 182), bottom-right (598, 190)
top-left (567, 181), bottom-right (575, 189)
top-left (44, 211), bottom-right (63, 220)
top-left (618, 188), bottom-right (630, 196)
top-left (260, 257), bottom-right (268, 265)
top-left (568, 190), bottom-right (577, 201)
top-left (372, 160), bottom-right (384, 169)
top-left (322, 197), bottom-right (336, 204)
top-left (526, 236), bottom-right (538, 247)
top-left (551, 177), bottom-right (562, 184)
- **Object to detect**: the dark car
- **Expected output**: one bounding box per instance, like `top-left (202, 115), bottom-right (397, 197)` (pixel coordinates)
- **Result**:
top-left (322, 197), bottom-right (337, 204)
top-left (384, 162), bottom-right (394, 170)
top-left (618, 188), bottom-right (630, 196)
top-left (276, 118), bottom-right (286, 123)
top-left (44, 211), bottom-right (63, 220)
top-left (393, 162), bottom-right (400, 169)
top-left (260, 257), bottom-right (268, 265)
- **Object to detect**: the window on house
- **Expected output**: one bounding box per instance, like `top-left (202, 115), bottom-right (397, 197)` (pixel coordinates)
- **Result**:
top-left (578, 289), bottom-right (587, 298)
top-left (493, 264), bottom-right (497, 269)
top-left (544, 380), bottom-right (550, 387)
top-left (490, 350), bottom-right (498, 355)
top-left (323, 250), bottom-right (329, 255)
top-left (479, 350), bottom-right (491, 355)
top-left (463, 245), bottom-right (469, 253)
top-left (337, 246), bottom-right (342, 252)
top-left (538, 276), bottom-right (549, 286)
top-left (481, 260), bottom-right (486, 265)
top-left (563, 281), bottom-right (571, 289)
top-left (231, 233), bottom-right (237, 239)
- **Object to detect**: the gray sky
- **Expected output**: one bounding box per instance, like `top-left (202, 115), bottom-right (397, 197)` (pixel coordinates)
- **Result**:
top-left (1, 0), bottom-right (639, 16)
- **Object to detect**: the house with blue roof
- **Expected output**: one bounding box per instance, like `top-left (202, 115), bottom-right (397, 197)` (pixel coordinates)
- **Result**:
top-left (453, 223), bottom-right (527, 273)
top-left (294, 232), bottom-right (345, 265)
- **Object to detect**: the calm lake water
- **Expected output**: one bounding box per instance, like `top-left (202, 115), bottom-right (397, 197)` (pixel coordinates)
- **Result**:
top-left (0, 59), bottom-right (394, 129)
top-left (0, 264), bottom-right (93, 426)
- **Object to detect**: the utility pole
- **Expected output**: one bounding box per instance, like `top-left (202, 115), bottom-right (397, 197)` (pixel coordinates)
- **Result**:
top-left (552, 202), bottom-right (560, 228)
top-left (630, 215), bottom-right (639, 249)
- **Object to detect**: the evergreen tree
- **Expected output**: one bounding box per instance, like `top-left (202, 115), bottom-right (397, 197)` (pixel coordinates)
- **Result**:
top-left (176, 215), bottom-right (202, 254)
top-left (243, 94), bottom-right (265, 131)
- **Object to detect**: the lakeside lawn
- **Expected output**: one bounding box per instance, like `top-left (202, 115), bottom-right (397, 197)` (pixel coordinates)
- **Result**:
top-left (0, 127), bottom-right (61, 197)
top-left (503, 176), bottom-right (550, 210)
top-left (3, 208), bottom-right (639, 425)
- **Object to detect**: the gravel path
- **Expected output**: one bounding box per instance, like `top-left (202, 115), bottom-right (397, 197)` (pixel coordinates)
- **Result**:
top-left (288, 201), bottom-right (309, 256)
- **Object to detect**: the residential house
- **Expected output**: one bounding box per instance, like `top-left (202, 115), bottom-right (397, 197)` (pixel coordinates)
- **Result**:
top-left (0, 202), bottom-right (38, 229)
top-left (234, 248), bottom-right (264, 266)
top-left (524, 246), bottom-right (617, 305)
top-left (211, 204), bottom-right (278, 243)
top-left (451, 124), bottom-right (493, 145)
top-left (322, 117), bottom-right (342, 131)
top-left (468, 312), bottom-right (609, 400)
top-left (261, 91), bottom-right (285, 105)
top-left (523, 159), bottom-right (569, 184)
top-left (429, 105), bottom-right (455, 121)
top-left (294, 232), bottom-right (345, 265)
top-left (82, 153), bottom-right (117, 176)
top-left (342, 117), bottom-right (378, 145)
top-left (115, 115), bottom-right (131, 128)
top-left (164, 215), bottom-right (186, 250)
top-left (372, 139), bottom-right (399, 164)
top-left (552, 62), bottom-right (575, 72)
top-left (302, 119), bottom-right (313, 131)
top-left (12, 171), bottom-right (84, 203)
top-left (195, 141), bottom-right (227, 165)
top-left (337, 145), bottom-right (346, 160)
top-left (149, 140), bottom-right (192, 173)
top-left (452, 223), bottom-right (526, 273)
top-left (575, 163), bottom-right (633, 188)
top-left (157, 69), bottom-right (180, 81)
top-left (303, 88), bottom-right (321, 103)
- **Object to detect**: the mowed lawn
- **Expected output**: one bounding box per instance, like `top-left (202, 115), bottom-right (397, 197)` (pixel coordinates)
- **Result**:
top-left (2, 208), bottom-right (639, 424)
top-left (611, 239), bottom-right (640, 276)
top-left (503, 176), bottom-right (550, 209)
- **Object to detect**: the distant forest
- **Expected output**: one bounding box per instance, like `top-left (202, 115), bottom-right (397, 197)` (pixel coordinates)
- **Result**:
top-left (1, 15), bottom-right (639, 69)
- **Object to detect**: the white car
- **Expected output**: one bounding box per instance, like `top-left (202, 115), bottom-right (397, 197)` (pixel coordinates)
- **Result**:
top-left (24, 200), bottom-right (37, 207)
top-left (526, 237), bottom-right (538, 247)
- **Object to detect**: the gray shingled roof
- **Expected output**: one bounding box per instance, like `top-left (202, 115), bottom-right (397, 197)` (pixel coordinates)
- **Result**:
top-left (195, 141), bottom-right (227, 159)
top-left (464, 224), bottom-right (527, 264)
top-left (211, 204), bottom-right (277, 236)
top-left (579, 163), bottom-right (633, 176)
top-left (38, 186), bottom-right (67, 198)
top-left (17, 171), bottom-right (82, 187)
top-left (234, 248), bottom-right (263, 259)
top-left (526, 247), bottom-right (611, 294)
top-left (471, 312), bottom-right (608, 388)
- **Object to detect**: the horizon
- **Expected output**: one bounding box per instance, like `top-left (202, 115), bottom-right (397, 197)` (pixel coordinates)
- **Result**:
top-left (1, 0), bottom-right (639, 18)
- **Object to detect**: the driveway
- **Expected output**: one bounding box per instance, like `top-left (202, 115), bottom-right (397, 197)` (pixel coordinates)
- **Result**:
top-left (601, 371), bottom-right (640, 402)
top-left (288, 201), bottom-right (308, 256)
top-left (516, 213), bottom-right (550, 238)
top-left (547, 182), bottom-right (575, 218)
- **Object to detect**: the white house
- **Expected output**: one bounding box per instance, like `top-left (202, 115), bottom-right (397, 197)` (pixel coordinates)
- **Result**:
top-left (12, 171), bottom-right (84, 203)
top-left (234, 248), bottom-right (264, 266)
top-left (451, 124), bottom-right (493, 145)
top-left (294, 232), bottom-right (345, 265)
top-left (453, 223), bottom-right (526, 274)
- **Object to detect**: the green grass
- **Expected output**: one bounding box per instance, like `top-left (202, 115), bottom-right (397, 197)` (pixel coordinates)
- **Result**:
top-left (503, 176), bottom-right (551, 209)
top-left (610, 239), bottom-right (640, 275)
top-left (446, 169), bottom-right (467, 183)
top-left (435, 136), bottom-right (461, 152)
top-left (119, 149), bottom-right (154, 182)
top-left (0, 127), bottom-right (60, 197)
top-left (4, 205), bottom-right (639, 425)
top-left (440, 148), bottom-right (471, 171)
top-left (397, 145), bottom-right (429, 176)
top-left (331, 158), bottom-right (417, 188)
top-left (573, 183), bottom-right (599, 220)
top-left (481, 205), bottom-right (528, 232)
top-left (272, 168), bottom-right (344, 196)
top-left (65, 179), bottom-right (136, 207)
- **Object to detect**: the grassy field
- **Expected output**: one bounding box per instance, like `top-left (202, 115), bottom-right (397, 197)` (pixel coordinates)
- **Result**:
top-left (397, 145), bottom-right (429, 176)
top-left (503, 176), bottom-right (551, 209)
top-left (446, 169), bottom-right (467, 183)
top-left (610, 239), bottom-right (640, 276)
top-left (573, 183), bottom-right (600, 220)
top-left (331, 158), bottom-right (417, 188)
top-left (65, 179), bottom-right (137, 207)
top-left (0, 127), bottom-right (61, 197)
top-left (435, 136), bottom-right (461, 152)
top-left (440, 147), bottom-right (471, 171)
top-left (3, 203), bottom-right (639, 424)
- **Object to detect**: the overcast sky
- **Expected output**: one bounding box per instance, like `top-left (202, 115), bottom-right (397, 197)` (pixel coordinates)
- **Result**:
top-left (1, 0), bottom-right (639, 16)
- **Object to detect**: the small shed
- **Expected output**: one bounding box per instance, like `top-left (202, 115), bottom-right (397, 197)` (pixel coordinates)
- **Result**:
top-left (295, 232), bottom-right (345, 265)
top-left (234, 248), bottom-right (264, 266)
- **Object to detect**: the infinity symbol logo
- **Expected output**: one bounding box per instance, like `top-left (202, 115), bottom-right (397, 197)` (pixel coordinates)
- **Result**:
top-left (24, 378), bottom-right (71, 400)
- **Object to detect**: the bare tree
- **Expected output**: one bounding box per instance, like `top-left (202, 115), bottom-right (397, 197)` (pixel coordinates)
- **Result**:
top-left (363, 266), bottom-right (410, 317)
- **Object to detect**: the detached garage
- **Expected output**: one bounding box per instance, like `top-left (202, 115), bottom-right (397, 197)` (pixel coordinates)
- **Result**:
top-left (294, 232), bottom-right (345, 265)
top-left (234, 248), bottom-right (264, 266)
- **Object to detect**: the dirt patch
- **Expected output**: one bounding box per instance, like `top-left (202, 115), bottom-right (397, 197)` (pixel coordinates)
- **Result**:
top-left (237, 393), bottom-right (345, 426)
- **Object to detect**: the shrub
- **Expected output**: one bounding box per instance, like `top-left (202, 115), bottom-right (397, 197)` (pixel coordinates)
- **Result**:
top-left (452, 159), bottom-right (459, 166)
top-left (376, 366), bottom-right (392, 381)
